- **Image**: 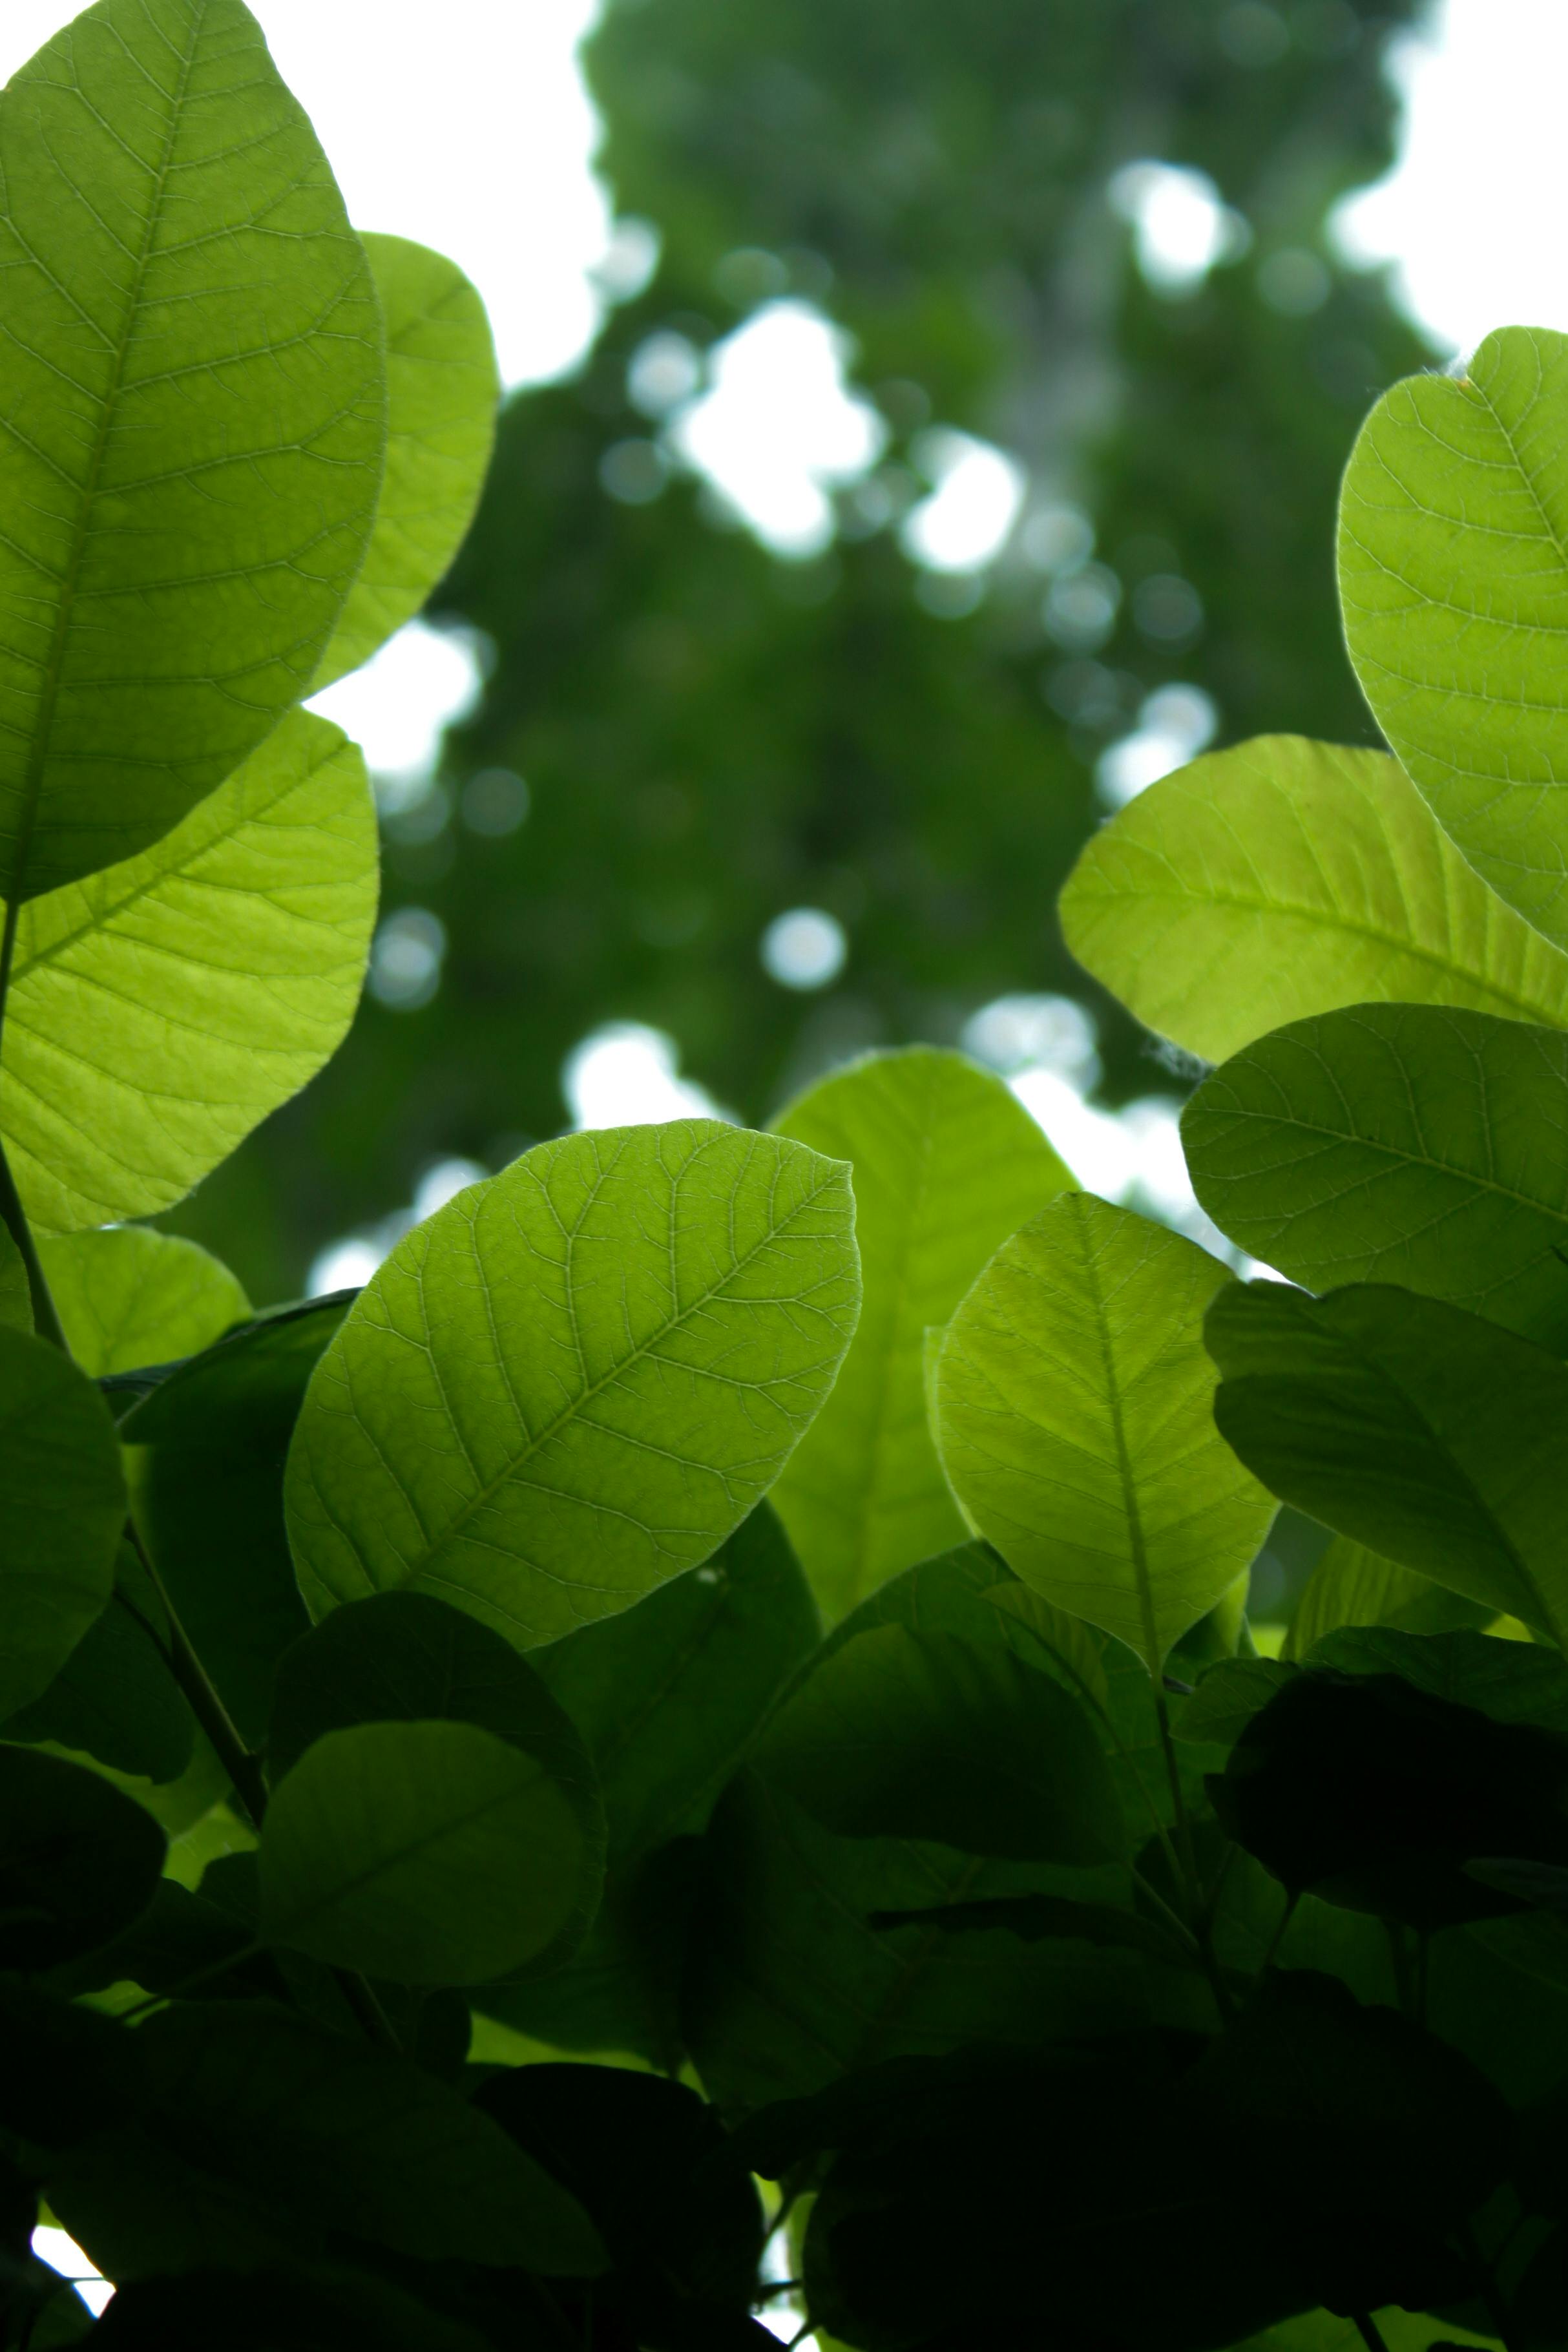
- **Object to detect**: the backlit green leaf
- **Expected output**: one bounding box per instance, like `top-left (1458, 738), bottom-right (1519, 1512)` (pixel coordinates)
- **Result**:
top-left (772, 1047), bottom-right (1069, 1622)
top-left (1339, 326), bottom-right (1568, 947)
top-left (934, 1194), bottom-right (1276, 1673)
top-left (286, 1120), bottom-right (860, 1648)
top-left (1207, 1281), bottom-right (1568, 1647)
top-left (1185, 1005), bottom-right (1568, 1346)
top-left (1060, 736), bottom-right (1568, 1062)
top-left (123, 1296), bottom-right (350, 1747)
top-left (3, 711), bottom-right (377, 1235)
top-left (0, 1324), bottom-right (125, 1716)
top-left (314, 235), bottom-right (499, 689)
top-left (760, 1622), bottom-right (1124, 1861)
top-left (0, 0), bottom-right (384, 902)
top-left (1284, 1536), bottom-right (1492, 1661)
top-left (37, 1228), bottom-right (247, 1376)
top-left (258, 1717), bottom-right (592, 1984)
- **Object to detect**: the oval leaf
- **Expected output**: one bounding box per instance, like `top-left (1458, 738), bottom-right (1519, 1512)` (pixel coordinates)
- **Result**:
top-left (772, 1046), bottom-right (1071, 1622)
top-left (39, 1228), bottom-right (247, 1376)
top-left (1207, 1280), bottom-right (1568, 1648)
top-left (0, 1323), bottom-right (125, 1716)
top-left (1059, 735), bottom-right (1568, 1062)
top-left (0, 0), bottom-right (384, 901)
top-left (1284, 1536), bottom-right (1494, 1662)
top-left (258, 1717), bottom-right (592, 1984)
top-left (314, 235), bottom-right (499, 689)
top-left (3, 710), bottom-right (377, 1235)
top-left (0, 1745), bottom-right (164, 1969)
top-left (934, 1194), bottom-right (1276, 1674)
top-left (1340, 326), bottom-right (1568, 947)
top-left (286, 1120), bottom-right (860, 1648)
top-left (1184, 1004), bottom-right (1568, 1347)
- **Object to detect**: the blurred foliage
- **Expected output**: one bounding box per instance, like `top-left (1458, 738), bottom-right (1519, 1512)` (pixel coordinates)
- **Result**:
top-left (171, 0), bottom-right (1435, 1299)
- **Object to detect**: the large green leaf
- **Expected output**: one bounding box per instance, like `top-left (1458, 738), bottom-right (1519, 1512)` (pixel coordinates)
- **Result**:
top-left (258, 1717), bottom-right (592, 1985)
top-left (1185, 1005), bottom-right (1568, 1346)
top-left (286, 1120), bottom-right (860, 1648)
top-left (758, 1622), bottom-right (1124, 1862)
top-left (122, 1296), bottom-right (350, 1746)
top-left (37, 1228), bottom-right (247, 1375)
top-left (314, 235), bottom-right (499, 689)
top-left (0, 1745), bottom-right (164, 1969)
top-left (1284, 1536), bottom-right (1492, 1661)
top-left (1339, 326), bottom-right (1568, 947)
top-left (1207, 1281), bottom-right (1568, 1648)
top-left (1059, 735), bottom-right (1568, 1062)
top-left (0, 0), bottom-right (384, 902)
top-left (3, 710), bottom-right (377, 1235)
top-left (1, 1547), bottom-right (192, 1781)
top-left (0, 1323), bottom-right (125, 1716)
top-left (771, 1046), bottom-right (1071, 1622)
top-left (934, 1194), bottom-right (1276, 1673)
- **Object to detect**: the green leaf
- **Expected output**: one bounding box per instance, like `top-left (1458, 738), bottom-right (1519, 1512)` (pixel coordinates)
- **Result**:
top-left (2, 1555), bottom-right (192, 1782)
top-left (314, 236), bottom-right (499, 689)
top-left (268, 1590), bottom-right (605, 1967)
top-left (1175, 1655), bottom-right (1294, 1748)
top-left (934, 1194), bottom-right (1276, 1674)
top-left (3, 711), bottom-right (377, 1235)
top-left (0, 0), bottom-right (384, 902)
top-left (37, 1228), bottom-right (247, 1376)
top-left (0, 1323), bottom-right (125, 1716)
top-left (758, 1622), bottom-right (1124, 1862)
top-left (0, 1745), bottom-right (164, 1968)
top-left (772, 1047), bottom-right (1070, 1621)
top-left (50, 2001), bottom-right (605, 2282)
top-left (476, 1502), bottom-right (818, 2068)
top-left (286, 1120), bottom-right (860, 1648)
top-left (868, 1893), bottom-right (1189, 1962)
top-left (1309, 1624), bottom-right (1568, 1734)
top-left (1207, 1281), bottom-right (1568, 1648)
top-left (121, 1296), bottom-right (349, 1745)
top-left (1284, 1535), bottom-right (1493, 1661)
top-left (1339, 326), bottom-right (1568, 948)
top-left (258, 1717), bottom-right (593, 1984)
top-left (0, 1221), bottom-right (28, 1332)
top-left (1059, 735), bottom-right (1568, 1062)
top-left (1185, 1005), bottom-right (1568, 1347)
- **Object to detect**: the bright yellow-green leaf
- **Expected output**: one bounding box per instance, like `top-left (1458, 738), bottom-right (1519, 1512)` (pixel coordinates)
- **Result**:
top-left (0, 0), bottom-right (384, 901)
top-left (2, 710), bottom-right (376, 1235)
top-left (1059, 735), bottom-right (1568, 1062)
top-left (315, 235), bottom-right (500, 689)
top-left (39, 1228), bottom-right (247, 1375)
top-left (1340, 326), bottom-right (1568, 949)
top-left (773, 1047), bottom-right (1070, 1622)
top-left (286, 1121), bottom-right (861, 1648)
top-left (934, 1194), bottom-right (1275, 1674)
top-left (0, 1323), bottom-right (125, 1716)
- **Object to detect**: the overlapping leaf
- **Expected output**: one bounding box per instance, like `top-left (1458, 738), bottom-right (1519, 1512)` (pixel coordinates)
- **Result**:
top-left (0, 1324), bottom-right (125, 1717)
top-left (286, 1121), bottom-right (860, 1648)
top-left (772, 1047), bottom-right (1070, 1622)
top-left (314, 235), bottom-right (500, 688)
top-left (2, 711), bottom-right (377, 1235)
top-left (1207, 1280), bottom-right (1568, 1648)
top-left (934, 1194), bottom-right (1276, 1672)
top-left (1060, 735), bottom-right (1568, 1061)
top-left (1340, 326), bottom-right (1568, 947)
top-left (36, 1227), bottom-right (247, 1375)
top-left (0, 0), bottom-right (384, 901)
top-left (1184, 1004), bottom-right (1568, 1346)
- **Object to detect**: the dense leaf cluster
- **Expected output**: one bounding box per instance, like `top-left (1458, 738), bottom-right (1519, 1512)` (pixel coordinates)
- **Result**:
top-left (6, 6), bottom-right (1568, 2351)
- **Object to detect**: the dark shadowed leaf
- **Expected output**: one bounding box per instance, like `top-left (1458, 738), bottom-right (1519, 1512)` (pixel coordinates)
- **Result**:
top-left (2, 1547), bottom-right (191, 1782)
top-left (1284, 1535), bottom-right (1494, 1659)
top-left (0, 1747), bottom-right (164, 1969)
top-left (0, 1325), bottom-right (125, 1717)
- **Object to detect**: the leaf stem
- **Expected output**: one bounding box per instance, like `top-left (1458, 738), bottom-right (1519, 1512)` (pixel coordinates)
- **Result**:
top-left (334, 1967), bottom-right (404, 2054)
top-left (122, 1517), bottom-right (271, 1831)
top-left (1152, 1681), bottom-right (1202, 1917)
top-left (1350, 2313), bottom-right (1390, 2352)
top-left (0, 1131), bottom-right (65, 1350)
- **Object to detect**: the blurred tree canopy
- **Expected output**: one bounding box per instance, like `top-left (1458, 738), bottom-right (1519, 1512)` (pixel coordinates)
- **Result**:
top-left (172, 0), bottom-right (1434, 1299)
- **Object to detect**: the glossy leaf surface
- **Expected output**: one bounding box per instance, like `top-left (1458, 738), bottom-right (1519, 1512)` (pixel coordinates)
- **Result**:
top-left (258, 1717), bottom-right (591, 1984)
top-left (0, 0), bottom-right (383, 901)
top-left (1208, 1280), bottom-right (1568, 1646)
top-left (0, 1324), bottom-right (125, 1716)
top-left (315, 235), bottom-right (499, 688)
top-left (1185, 1005), bottom-right (1568, 1346)
top-left (3, 712), bottom-right (377, 1235)
top-left (772, 1047), bottom-right (1069, 1621)
top-left (287, 1121), bottom-right (859, 1648)
top-left (1060, 735), bottom-right (1568, 1062)
top-left (936, 1193), bottom-right (1275, 1672)
top-left (1340, 327), bottom-right (1568, 947)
